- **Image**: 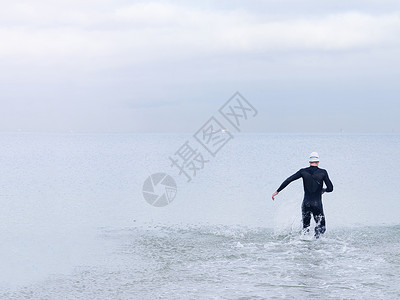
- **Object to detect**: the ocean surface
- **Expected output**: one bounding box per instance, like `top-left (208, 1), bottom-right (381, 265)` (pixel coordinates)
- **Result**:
top-left (0, 133), bottom-right (399, 299)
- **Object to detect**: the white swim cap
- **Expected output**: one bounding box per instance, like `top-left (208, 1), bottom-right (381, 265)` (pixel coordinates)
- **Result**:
top-left (309, 152), bottom-right (319, 162)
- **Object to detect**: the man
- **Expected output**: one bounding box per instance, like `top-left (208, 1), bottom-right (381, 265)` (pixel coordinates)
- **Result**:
top-left (272, 152), bottom-right (334, 238)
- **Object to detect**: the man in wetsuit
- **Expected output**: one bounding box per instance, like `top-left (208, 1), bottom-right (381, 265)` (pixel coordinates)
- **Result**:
top-left (271, 152), bottom-right (334, 238)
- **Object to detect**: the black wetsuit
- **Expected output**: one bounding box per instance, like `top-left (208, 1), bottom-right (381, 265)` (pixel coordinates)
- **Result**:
top-left (277, 166), bottom-right (333, 236)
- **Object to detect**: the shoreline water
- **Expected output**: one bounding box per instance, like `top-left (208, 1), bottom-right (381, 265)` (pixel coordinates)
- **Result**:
top-left (0, 133), bottom-right (399, 298)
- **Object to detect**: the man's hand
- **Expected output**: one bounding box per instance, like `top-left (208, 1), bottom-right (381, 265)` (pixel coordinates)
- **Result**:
top-left (272, 191), bottom-right (279, 201)
top-left (321, 188), bottom-right (326, 195)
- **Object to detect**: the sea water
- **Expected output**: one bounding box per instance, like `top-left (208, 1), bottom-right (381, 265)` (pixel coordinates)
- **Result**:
top-left (0, 133), bottom-right (399, 299)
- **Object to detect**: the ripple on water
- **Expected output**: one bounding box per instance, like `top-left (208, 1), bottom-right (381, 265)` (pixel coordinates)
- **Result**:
top-left (1, 225), bottom-right (400, 299)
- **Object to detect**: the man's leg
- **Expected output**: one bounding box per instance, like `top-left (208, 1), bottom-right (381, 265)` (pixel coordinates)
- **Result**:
top-left (313, 205), bottom-right (326, 238)
top-left (301, 202), bottom-right (312, 233)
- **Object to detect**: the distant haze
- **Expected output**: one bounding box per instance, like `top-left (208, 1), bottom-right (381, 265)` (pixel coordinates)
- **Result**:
top-left (1, 0), bottom-right (399, 133)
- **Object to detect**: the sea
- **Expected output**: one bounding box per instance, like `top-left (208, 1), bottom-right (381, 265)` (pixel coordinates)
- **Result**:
top-left (0, 133), bottom-right (399, 299)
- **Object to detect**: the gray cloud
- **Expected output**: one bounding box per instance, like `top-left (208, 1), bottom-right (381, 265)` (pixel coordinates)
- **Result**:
top-left (0, 1), bottom-right (399, 133)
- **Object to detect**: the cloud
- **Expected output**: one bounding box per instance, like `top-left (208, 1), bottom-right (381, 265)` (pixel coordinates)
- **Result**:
top-left (1, 1), bottom-right (399, 133)
top-left (0, 2), bottom-right (399, 69)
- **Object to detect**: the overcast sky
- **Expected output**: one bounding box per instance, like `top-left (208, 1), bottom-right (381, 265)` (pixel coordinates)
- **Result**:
top-left (1, 0), bottom-right (399, 133)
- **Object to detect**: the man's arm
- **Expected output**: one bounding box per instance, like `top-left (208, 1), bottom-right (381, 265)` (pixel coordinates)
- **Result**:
top-left (277, 170), bottom-right (302, 192)
top-left (323, 171), bottom-right (334, 193)
top-left (272, 170), bottom-right (302, 200)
